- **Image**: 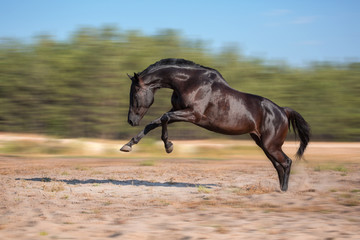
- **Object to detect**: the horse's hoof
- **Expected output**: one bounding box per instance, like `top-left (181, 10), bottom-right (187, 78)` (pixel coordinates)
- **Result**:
top-left (120, 145), bottom-right (132, 152)
top-left (165, 142), bottom-right (173, 154)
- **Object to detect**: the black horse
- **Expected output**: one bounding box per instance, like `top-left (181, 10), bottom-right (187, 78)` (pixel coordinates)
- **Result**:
top-left (121, 58), bottom-right (310, 191)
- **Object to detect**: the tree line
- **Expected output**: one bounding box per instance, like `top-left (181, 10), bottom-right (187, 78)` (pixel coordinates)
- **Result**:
top-left (0, 26), bottom-right (359, 141)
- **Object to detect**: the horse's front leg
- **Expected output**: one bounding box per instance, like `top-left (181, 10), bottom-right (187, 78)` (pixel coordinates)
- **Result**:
top-left (160, 114), bottom-right (173, 153)
top-left (120, 117), bottom-right (162, 152)
top-left (160, 109), bottom-right (196, 154)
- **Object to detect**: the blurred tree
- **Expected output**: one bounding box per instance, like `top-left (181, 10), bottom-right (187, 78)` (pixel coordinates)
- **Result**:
top-left (0, 26), bottom-right (359, 141)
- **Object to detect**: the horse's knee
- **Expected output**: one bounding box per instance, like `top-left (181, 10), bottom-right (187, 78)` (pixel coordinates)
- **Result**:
top-left (268, 148), bottom-right (292, 169)
top-left (160, 114), bottom-right (170, 124)
top-left (286, 157), bottom-right (292, 167)
top-left (281, 156), bottom-right (292, 169)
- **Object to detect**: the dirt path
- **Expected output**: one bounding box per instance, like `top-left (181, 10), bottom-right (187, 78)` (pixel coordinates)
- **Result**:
top-left (1, 154), bottom-right (359, 239)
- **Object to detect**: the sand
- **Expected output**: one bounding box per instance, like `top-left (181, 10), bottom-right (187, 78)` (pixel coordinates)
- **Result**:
top-left (0, 140), bottom-right (360, 239)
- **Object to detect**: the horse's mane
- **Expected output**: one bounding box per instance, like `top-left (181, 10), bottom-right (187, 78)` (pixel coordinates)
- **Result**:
top-left (138, 58), bottom-right (224, 79)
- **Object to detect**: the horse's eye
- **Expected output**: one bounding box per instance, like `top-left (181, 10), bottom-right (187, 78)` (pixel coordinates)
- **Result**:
top-left (134, 85), bottom-right (141, 91)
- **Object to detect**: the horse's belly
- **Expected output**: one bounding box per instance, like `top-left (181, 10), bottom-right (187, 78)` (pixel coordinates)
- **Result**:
top-left (197, 117), bottom-right (255, 135)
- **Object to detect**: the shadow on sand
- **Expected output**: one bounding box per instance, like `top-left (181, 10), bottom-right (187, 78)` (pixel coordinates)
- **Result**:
top-left (16, 177), bottom-right (218, 188)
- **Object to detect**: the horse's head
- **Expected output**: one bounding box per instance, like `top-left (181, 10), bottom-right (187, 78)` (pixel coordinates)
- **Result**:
top-left (127, 73), bottom-right (155, 126)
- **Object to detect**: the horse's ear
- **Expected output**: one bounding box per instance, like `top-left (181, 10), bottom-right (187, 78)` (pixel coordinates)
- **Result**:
top-left (127, 73), bottom-right (140, 84)
top-left (133, 72), bottom-right (139, 81)
top-left (133, 72), bottom-right (144, 86)
top-left (127, 72), bottom-right (143, 85)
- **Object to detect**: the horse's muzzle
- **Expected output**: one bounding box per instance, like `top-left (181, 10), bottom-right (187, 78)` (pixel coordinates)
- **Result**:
top-left (128, 113), bottom-right (141, 126)
top-left (128, 107), bottom-right (148, 126)
top-left (128, 118), bottom-right (139, 126)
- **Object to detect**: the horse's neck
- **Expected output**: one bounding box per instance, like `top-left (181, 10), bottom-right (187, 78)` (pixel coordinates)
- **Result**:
top-left (146, 77), bottom-right (172, 90)
top-left (143, 72), bottom-right (175, 90)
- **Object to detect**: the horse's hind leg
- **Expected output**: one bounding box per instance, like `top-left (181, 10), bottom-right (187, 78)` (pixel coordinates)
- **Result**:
top-left (250, 133), bottom-right (292, 191)
top-left (280, 152), bottom-right (292, 191)
top-left (266, 147), bottom-right (292, 191)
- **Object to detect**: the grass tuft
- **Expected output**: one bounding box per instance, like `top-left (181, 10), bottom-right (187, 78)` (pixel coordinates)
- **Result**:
top-left (139, 159), bottom-right (156, 166)
top-left (314, 164), bottom-right (348, 173)
top-left (39, 231), bottom-right (48, 236)
top-left (197, 185), bottom-right (212, 194)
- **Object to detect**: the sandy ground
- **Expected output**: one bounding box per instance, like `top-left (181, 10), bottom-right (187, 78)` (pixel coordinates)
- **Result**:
top-left (0, 139), bottom-right (360, 239)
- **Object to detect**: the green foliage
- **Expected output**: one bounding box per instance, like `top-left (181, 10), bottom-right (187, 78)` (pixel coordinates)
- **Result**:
top-left (0, 26), bottom-right (359, 140)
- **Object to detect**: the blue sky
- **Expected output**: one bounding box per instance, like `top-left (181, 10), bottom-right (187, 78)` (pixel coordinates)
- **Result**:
top-left (1, 0), bottom-right (360, 66)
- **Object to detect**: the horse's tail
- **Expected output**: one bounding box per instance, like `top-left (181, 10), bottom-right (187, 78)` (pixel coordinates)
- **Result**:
top-left (284, 107), bottom-right (311, 160)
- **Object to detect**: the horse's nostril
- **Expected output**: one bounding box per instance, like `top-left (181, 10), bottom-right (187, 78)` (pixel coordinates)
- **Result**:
top-left (128, 119), bottom-right (133, 126)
